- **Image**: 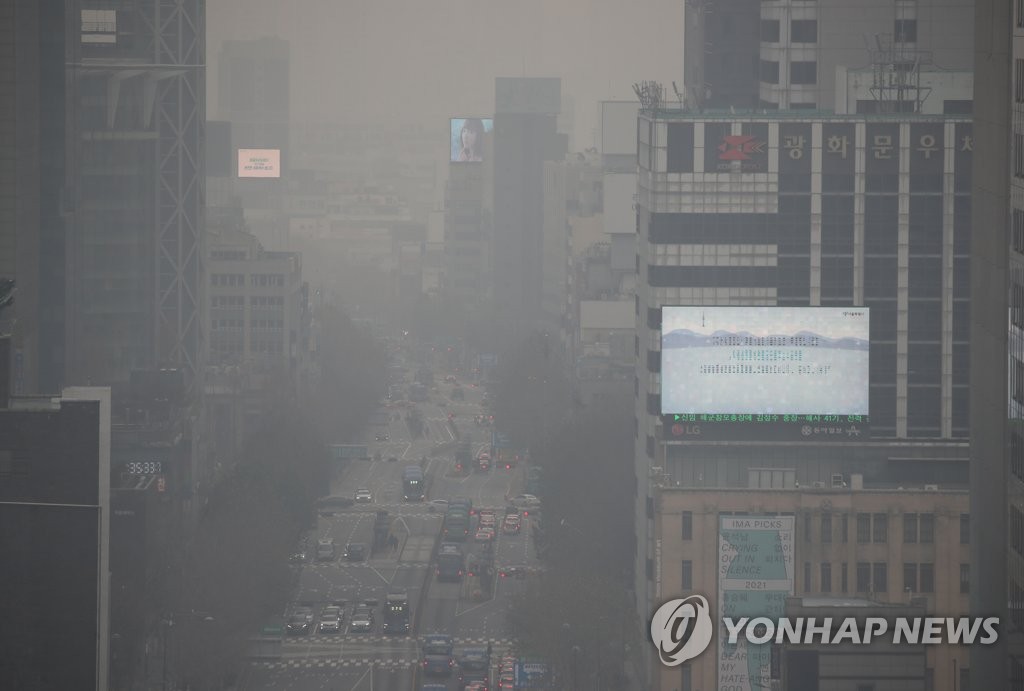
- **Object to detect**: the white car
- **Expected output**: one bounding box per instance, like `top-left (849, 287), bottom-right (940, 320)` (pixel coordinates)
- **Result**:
top-left (510, 494), bottom-right (541, 509)
top-left (354, 488), bottom-right (373, 502)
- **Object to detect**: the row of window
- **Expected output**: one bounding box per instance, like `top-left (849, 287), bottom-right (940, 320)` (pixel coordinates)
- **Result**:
top-left (210, 273), bottom-right (286, 287)
top-left (680, 511), bottom-right (965, 544)
top-left (679, 559), bottom-right (967, 595)
top-left (760, 19), bottom-right (817, 44)
top-left (210, 250), bottom-right (247, 261)
top-left (760, 60), bottom-right (817, 85)
top-left (210, 295), bottom-right (286, 308)
top-left (211, 319), bottom-right (284, 330)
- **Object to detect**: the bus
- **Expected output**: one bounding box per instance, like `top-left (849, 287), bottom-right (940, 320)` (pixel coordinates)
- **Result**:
top-left (402, 465), bottom-right (425, 501)
top-left (443, 508), bottom-right (470, 542)
top-left (436, 542), bottom-right (465, 582)
top-left (382, 590), bottom-right (410, 634)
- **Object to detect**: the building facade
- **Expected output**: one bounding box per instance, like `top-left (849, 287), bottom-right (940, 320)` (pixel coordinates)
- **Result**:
top-left (969, 0), bottom-right (1024, 688)
top-left (0, 373), bottom-right (111, 690)
top-left (655, 485), bottom-right (970, 691)
top-left (683, 0), bottom-right (973, 113)
top-left (0, 0), bottom-right (68, 395)
top-left (65, 0), bottom-right (205, 392)
top-left (633, 110), bottom-right (973, 687)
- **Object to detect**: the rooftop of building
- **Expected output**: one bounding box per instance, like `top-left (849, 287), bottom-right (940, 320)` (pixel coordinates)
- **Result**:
top-left (640, 108), bottom-right (971, 122)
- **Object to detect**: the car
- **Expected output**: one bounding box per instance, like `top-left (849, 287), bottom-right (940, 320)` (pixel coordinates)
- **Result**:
top-left (510, 494), bottom-right (541, 509)
top-left (387, 456), bottom-right (399, 463)
top-left (464, 684), bottom-right (488, 691)
top-left (343, 543), bottom-right (366, 561)
top-left (478, 508), bottom-right (496, 521)
top-left (444, 375), bottom-right (457, 384)
top-left (318, 605), bottom-right (343, 633)
top-left (375, 432), bottom-right (389, 441)
top-left (288, 551), bottom-right (307, 564)
top-left (349, 605), bottom-right (374, 633)
top-left (285, 607), bottom-right (314, 635)
top-left (502, 515), bottom-right (521, 534)
top-left (422, 654), bottom-right (455, 677)
top-left (315, 538), bottom-right (336, 561)
top-left (498, 674), bottom-right (515, 689)
top-left (478, 515), bottom-right (496, 528)
top-left (354, 488), bottom-right (373, 502)
top-left (427, 499), bottom-right (449, 513)
top-left (420, 686), bottom-right (448, 691)
top-left (475, 527), bottom-right (495, 542)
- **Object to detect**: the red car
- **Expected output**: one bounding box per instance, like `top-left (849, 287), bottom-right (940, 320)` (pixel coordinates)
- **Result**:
top-left (502, 515), bottom-right (521, 534)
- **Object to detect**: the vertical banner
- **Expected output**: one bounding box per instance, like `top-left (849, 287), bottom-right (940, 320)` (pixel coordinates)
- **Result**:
top-left (953, 122), bottom-right (973, 194)
top-left (718, 516), bottom-right (794, 691)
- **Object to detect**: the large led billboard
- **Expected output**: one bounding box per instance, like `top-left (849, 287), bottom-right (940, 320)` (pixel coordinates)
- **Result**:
top-left (237, 148), bottom-right (280, 178)
top-left (661, 306), bottom-right (869, 416)
top-left (450, 118), bottom-right (493, 163)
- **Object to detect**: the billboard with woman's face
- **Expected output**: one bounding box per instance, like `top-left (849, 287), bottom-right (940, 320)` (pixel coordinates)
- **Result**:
top-left (450, 118), bottom-right (493, 163)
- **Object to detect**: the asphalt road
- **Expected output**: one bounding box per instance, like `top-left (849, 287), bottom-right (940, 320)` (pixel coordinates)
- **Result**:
top-left (241, 364), bottom-right (543, 691)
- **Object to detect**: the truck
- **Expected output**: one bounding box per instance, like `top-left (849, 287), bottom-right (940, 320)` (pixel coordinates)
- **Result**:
top-left (402, 465), bottom-right (425, 501)
top-left (382, 589), bottom-right (410, 634)
top-left (436, 542), bottom-right (465, 582)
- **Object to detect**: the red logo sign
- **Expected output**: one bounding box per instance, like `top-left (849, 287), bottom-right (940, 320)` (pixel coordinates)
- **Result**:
top-left (718, 135), bottom-right (766, 161)
top-left (157, 476), bottom-right (166, 493)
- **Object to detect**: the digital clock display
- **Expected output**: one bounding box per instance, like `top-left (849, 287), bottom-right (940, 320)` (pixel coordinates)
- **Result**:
top-left (125, 461), bottom-right (162, 474)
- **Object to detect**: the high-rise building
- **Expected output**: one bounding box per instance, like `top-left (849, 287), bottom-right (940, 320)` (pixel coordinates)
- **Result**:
top-left (683, 0), bottom-right (973, 112)
top-left (632, 108), bottom-right (973, 687)
top-left (65, 1), bottom-right (206, 393)
top-left (969, 1), bottom-right (1023, 688)
top-left (0, 354), bottom-right (111, 690)
top-left (493, 78), bottom-right (567, 336)
top-left (217, 37), bottom-right (289, 155)
top-left (0, 0), bottom-right (68, 394)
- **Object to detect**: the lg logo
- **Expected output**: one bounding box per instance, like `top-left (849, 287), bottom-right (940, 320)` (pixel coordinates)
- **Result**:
top-left (649, 595), bottom-right (714, 666)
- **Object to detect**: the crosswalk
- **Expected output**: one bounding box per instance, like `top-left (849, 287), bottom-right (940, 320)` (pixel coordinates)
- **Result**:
top-left (258, 637), bottom-right (517, 670)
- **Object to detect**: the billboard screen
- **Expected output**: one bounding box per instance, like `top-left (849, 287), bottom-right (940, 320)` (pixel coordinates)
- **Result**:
top-left (237, 148), bottom-right (280, 178)
top-left (660, 306), bottom-right (869, 416)
top-left (450, 118), bottom-right (493, 163)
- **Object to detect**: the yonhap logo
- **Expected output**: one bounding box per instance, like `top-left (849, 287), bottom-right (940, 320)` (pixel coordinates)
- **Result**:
top-left (650, 595), bottom-right (714, 666)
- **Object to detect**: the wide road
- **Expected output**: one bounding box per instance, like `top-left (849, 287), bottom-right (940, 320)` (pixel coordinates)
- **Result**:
top-left (242, 365), bottom-right (543, 691)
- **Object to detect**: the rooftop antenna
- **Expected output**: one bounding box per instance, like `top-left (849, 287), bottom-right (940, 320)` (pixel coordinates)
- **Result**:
top-left (632, 81), bottom-right (664, 112)
top-left (671, 81), bottom-right (685, 109)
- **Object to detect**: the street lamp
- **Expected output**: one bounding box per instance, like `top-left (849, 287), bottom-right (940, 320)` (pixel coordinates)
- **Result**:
top-left (571, 645), bottom-right (581, 691)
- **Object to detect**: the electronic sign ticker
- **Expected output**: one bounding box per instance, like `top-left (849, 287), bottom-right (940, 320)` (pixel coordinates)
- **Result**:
top-left (660, 306), bottom-right (870, 441)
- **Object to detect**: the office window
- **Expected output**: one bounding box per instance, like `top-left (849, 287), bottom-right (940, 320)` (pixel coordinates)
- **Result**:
top-left (804, 513), bottom-right (812, 542)
top-left (682, 560), bottom-right (693, 590)
top-left (1017, 59), bottom-right (1024, 103)
top-left (960, 667), bottom-right (970, 691)
top-left (857, 513), bottom-right (871, 543)
top-left (821, 562), bottom-right (832, 593)
top-left (682, 512), bottom-right (693, 540)
top-left (760, 60), bottom-right (780, 84)
top-left (821, 513), bottom-right (832, 543)
top-left (856, 562), bottom-right (870, 592)
top-left (790, 61), bottom-right (817, 85)
top-left (919, 563), bottom-right (934, 593)
top-left (1016, 358), bottom-right (1024, 405)
top-left (919, 513), bottom-right (935, 543)
top-left (960, 563), bottom-right (970, 594)
top-left (1016, 134), bottom-right (1024, 178)
top-left (894, 19), bottom-right (917, 43)
top-left (842, 514), bottom-right (849, 543)
top-left (1019, 0), bottom-right (1024, 28)
top-left (960, 514), bottom-right (970, 544)
top-left (904, 563), bottom-right (918, 592)
top-left (873, 562), bottom-right (888, 593)
top-left (761, 19), bottom-right (780, 43)
top-left (873, 514), bottom-right (888, 543)
top-left (1014, 209), bottom-right (1024, 254)
top-left (904, 513), bottom-right (918, 543)
top-left (1016, 283), bottom-right (1024, 328)
top-left (791, 19), bottom-right (817, 43)
top-left (841, 562), bottom-right (849, 593)
top-left (804, 562), bottom-right (812, 593)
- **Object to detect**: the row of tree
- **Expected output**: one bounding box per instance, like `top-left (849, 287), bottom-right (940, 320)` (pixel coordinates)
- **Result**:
top-left (494, 333), bottom-right (642, 690)
top-left (163, 306), bottom-right (387, 689)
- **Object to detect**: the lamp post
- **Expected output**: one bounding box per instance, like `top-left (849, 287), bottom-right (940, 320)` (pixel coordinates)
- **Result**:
top-left (571, 645), bottom-right (581, 691)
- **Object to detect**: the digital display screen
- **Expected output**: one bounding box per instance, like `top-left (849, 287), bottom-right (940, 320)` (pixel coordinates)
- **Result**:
top-left (237, 148), bottom-right (281, 178)
top-left (660, 306), bottom-right (870, 416)
top-left (450, 118), bottom-right (493, 163)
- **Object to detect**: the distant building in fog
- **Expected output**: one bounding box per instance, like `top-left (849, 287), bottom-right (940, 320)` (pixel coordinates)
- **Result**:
top-left (683, 0), bottom-right (974, 112)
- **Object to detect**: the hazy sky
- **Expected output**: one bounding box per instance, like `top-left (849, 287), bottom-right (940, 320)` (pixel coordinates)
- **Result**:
top-left (207, 0), bottom-right (683, 147)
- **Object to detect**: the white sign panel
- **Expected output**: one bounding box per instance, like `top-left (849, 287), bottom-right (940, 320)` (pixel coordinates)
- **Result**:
top-left (238, 148), bottom-right (281, 178)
